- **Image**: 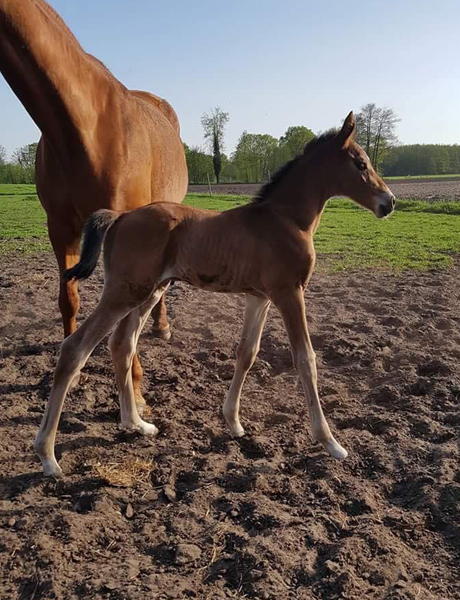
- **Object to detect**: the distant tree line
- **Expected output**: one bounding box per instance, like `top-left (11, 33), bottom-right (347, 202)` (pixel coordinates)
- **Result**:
top-left (188, 104), bottom-right (460, 182)
top-left (381, 144), bottom-right (460, 176)
top-left (2, 106), bottom-right (459, 185)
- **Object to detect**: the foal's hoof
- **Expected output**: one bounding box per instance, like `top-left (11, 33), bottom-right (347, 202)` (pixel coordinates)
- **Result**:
top-left (152, 327), bottom-right (171, 342)
top-left (137, 422), bottom-right (159, 437)
top-left (41, 458), bottom-right (64, 478)
top-left (322, 438), bottom-right (348, 460)
top-left (231, 425), bottom-right (245, 438)
top-left (121, 420), bottom-right (159, 438)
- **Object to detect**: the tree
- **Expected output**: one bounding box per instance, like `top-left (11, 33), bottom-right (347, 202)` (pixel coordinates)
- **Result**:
top-left (355, 104), bottom-right (399, 171)
top-left (184, 143), bottom-right (214, 184)
top-left (12, 142), bottom-right (38, 169)
top-left (201, 107), bottom-right (229, 184)
top-left (279, 126), bottom-right (315, 160)
top-left (232, 132), bottom-right (278, 182)
top-left (4, 142), bottom-right (39, 183)
top-left (0, 144), bottom-right (6, 164)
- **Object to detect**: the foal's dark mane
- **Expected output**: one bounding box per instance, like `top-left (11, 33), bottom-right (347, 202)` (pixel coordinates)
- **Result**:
top-left (253, 129), bottom-right (338, 203)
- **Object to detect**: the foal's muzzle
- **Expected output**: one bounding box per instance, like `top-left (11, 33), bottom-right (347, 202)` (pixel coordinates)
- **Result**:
top-left (376, 192), bottom-right (396, 219)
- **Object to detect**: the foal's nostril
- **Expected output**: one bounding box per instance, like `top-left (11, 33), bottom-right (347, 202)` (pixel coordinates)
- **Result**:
top-left (391, 195), bottom-right (396, 208)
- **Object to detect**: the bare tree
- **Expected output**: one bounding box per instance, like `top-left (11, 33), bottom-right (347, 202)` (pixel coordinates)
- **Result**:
top-left (355, 103), bottom-right (378, 157)
top-left (201, 107), bottom-right (229, 184)
top-left (371, 108), bottom-right (400, 167)
top-left (12, 142), bottom-right (38, 169)
top-left (355, 104), bottom-right (400, 171)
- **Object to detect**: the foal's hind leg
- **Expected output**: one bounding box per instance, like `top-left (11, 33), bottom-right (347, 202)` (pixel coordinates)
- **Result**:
top-left (34, 299), bottom-right (131, 477)
top-left (109, 285), bottom-right (170, 431)
top-left (223, 295), bottom-right (271, 437)
top-left (274, 288), bottom-right (347, 460)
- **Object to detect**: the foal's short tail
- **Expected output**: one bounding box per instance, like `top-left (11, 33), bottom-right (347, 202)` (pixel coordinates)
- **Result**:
top-left (64, 209), bottom-right (122, 281)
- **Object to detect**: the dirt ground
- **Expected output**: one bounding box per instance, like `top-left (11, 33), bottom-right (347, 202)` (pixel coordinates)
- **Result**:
top-left (1, 253), bottom-right (460, 600)
top-left (189, 179), bottom-right (460, 201)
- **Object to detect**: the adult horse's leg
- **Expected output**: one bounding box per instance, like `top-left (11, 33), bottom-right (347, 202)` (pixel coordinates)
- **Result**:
top-left (109, 285), bottom-right (169, 429)
top-left (48, 222), bottom-right (81, 337)
top-left (273, 288), bottom-right (348, 460)
top-left (132, 354), bottom-right (147, 413)
top-left (34, 297), bottom-right (134, 477)
top-left (151, 292), bottom-right (171, 341)
top-left (223, 294), bottom-right (271, 437)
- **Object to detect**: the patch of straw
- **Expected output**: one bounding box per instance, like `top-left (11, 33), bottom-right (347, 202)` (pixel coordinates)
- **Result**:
top-left (92, 457), bottom-right (154, 487)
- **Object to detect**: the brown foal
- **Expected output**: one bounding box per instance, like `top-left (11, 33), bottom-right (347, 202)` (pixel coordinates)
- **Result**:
top-left (35, 113), bottom-right (395, 477)
top-left (0, 0), bottom-right (188, 409)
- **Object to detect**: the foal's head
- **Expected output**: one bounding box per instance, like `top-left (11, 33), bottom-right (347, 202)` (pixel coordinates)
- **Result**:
top-left (306, 112), bottom-right (395, 218)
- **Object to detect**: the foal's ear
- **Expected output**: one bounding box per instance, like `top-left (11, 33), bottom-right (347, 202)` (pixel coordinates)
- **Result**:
top-left (336, 111), bottom-right (356, 148)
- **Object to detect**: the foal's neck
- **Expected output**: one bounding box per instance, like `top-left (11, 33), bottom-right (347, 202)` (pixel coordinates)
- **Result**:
top-left (266, 162), bottom-right (330, 234)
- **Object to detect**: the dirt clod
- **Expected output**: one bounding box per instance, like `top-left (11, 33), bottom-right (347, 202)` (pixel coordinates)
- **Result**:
top-left (174, 543), bottom-right (202, 564)
top-left (163, 485), bottom-right (177, 502)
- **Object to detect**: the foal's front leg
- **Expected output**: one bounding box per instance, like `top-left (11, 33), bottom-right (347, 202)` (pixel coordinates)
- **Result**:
top-left (274, 288), bottom-right (347, 460)
top-left (109, 285), bottom-right (169, 434)
top-left (223, 295), bottom-right (271, 437)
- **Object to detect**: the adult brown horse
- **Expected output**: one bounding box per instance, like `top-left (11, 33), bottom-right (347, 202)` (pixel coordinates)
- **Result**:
top-left (34, 113), bottom-right (396, 478)
top-left (0, 0), bottom-right (188, 408)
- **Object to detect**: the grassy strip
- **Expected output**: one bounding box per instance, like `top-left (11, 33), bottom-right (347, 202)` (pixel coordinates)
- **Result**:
top-left (1, 189), bottom-right (459, 271)
top-left (385, 173), bottom-right (460, 181)
top-left (0, 184), bottom-right (37, 195)
top-left (184, 193), bottom-right (247, 211)
top-left (316, 201), bottom-right (460, 271)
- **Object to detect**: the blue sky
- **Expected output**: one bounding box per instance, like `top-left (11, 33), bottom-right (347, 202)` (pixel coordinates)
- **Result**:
top-left (1, 0), bottom-right (459, 158)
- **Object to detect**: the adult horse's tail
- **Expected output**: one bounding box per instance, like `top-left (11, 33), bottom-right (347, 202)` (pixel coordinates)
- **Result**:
top-left (64, 209), bottom-right (122, 281)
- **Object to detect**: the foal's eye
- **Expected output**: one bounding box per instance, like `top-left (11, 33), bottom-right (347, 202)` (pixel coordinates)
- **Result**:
top-left (356, 161), bottom-right (367, 171)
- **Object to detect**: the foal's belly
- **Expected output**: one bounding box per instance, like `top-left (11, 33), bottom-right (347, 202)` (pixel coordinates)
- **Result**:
top-left (159, 265), bottom-right (262, 295)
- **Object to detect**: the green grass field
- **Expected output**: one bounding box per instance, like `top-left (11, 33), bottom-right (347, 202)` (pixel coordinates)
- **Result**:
top-left (1, 184), bottom-right (459, 271)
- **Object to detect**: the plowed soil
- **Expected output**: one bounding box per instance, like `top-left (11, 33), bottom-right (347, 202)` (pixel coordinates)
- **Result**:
top-left (189, 179), bottom-right (460, 201)
top-left (1, 254), bottom-right (460, 600)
